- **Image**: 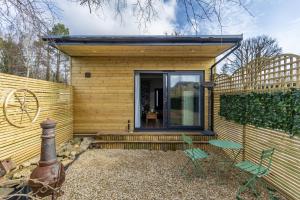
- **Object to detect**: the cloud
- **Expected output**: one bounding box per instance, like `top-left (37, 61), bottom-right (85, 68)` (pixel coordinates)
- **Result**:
top-left (177, 0), bottom-right (256, 35)
top-left (55, 0), bottom-right (177, 35)
top-left (219, 5), bottom-right (257, 35)
top-left (54, 0), bottom-right (300, 55)
top-left (289, 17), bottom-right (300, 25)
top-left (272, 23), bottom-right (300, 54)
top-left (54, 0), bottom-right (257, 36)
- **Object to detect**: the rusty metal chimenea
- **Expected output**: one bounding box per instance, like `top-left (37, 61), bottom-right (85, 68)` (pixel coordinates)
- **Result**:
top-left (28, 119), bottom-right (65, 199)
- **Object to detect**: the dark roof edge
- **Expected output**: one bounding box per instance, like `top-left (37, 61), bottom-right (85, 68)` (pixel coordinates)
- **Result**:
top-left (42, 34), bottom-right (243, 45)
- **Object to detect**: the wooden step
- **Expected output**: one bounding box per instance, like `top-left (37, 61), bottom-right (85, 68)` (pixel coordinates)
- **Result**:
top-left (96, 132), bottom-right (215, 136)
top-left (79, 131), bottom-right (216, 151)
top-left (92, 140), bottom-right (208, 144)
top-left (74, 130), bottom-right (216, 137)
top-left (94, 134), bottom-right (214, 142)
top-left (90, 141), bottom-right (212, 151)
top-left (89, 134), bottom-right (215, 151)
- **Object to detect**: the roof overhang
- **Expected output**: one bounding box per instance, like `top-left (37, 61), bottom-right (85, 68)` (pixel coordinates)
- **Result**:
top-left (42, 35), bottom-right (243, 57)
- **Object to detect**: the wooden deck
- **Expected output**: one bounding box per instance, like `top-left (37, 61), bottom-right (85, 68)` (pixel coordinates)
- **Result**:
top-left (74, 130), bottom-right (216, 151)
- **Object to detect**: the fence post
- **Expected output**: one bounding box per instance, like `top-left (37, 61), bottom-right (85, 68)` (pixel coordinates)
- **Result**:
top-left (242, 125), bottom-right (246, 161)
top-left (242, 65), bottom-right (247, 161)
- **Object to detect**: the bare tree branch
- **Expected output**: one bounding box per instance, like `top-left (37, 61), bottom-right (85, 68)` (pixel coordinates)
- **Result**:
top-left (0, 0), bottom-right (60, 34)
top-left (222, 35), bottom-right (282, 74)
top-left (71, 0), bottom-right (253, 33)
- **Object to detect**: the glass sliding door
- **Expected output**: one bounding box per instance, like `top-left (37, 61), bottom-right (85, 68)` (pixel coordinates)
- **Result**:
top-left (134, 71), bottom-right (204, 130)
top-left (168, 73), bottom-right (203, 128)
top-left (134, 73), bottom-right (141, 129)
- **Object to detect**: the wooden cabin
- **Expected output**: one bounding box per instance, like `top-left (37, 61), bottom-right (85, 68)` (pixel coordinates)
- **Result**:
top-left (43, 35), bottom-right (242, 146)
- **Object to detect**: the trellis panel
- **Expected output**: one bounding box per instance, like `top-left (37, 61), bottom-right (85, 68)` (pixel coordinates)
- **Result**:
top-left (214, 54), bottom-right (300, 200)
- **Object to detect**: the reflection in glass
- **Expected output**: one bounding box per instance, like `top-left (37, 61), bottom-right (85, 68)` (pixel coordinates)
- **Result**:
top-left (169, 74), bottom-right (201, 126)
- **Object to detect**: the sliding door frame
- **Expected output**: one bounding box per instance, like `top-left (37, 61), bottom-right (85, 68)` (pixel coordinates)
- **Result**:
top-left (167, 71), bottom-right (205, 130)
top-left (134, 70), bottom-right (205, 131)
top-left (134, 70), bottom-right (167, 131)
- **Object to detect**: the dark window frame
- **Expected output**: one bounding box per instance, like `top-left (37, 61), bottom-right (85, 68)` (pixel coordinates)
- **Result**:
top-left (134, 70), bottom-right (205, 131)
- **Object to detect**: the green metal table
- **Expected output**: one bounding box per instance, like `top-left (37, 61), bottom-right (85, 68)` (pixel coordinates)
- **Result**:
top-left (208, 139), bottom-right (243, 179)
top-left (209, 140), bottom-right (242, 149)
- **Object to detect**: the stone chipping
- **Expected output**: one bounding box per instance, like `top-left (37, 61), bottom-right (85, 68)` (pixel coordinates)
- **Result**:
top-left (58, 149), bottom-right (286, 200)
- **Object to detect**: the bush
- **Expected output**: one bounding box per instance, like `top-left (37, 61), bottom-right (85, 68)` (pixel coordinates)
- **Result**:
top-left (219, 89), bottom-right (300, 136)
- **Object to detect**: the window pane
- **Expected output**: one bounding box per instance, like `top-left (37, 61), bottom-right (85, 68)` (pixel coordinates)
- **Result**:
top-left (169, 74), bottom-right (201, 126)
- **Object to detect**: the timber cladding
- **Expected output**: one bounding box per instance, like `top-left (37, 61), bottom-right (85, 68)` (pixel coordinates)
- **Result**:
top-left (71, 56), bottom-right (214, 134)
top-left (214, 54), bottom-right (300, 200)
top-left (0, 73), bottom-right (73, 165)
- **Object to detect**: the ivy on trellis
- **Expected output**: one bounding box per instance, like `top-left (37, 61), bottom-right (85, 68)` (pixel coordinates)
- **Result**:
top-left (220, 93), bottom-right (247, 125)
top-left (219, 89), bottom-right (300, 137)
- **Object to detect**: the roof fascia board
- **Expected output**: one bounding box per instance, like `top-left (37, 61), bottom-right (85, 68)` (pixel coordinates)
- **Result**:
top-left (50, 42), bottom-right (236, 47)
top-left (43, 34), bottom-right (243, 45)
top-left (44, 34), bottom-right (242, 38)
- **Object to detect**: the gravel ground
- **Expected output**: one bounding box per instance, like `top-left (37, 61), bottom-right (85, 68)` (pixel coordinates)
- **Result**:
top-left (58, 149), bottom-right (286, 200)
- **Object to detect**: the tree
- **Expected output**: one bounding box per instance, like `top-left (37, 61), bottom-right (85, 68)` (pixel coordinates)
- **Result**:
top-left (0, 0), bottom-right (59, 35)
top-left (0, 0), bottom-right (60, 81)
top-left (73, 0), bottom-right (252, 33)
top-left (0, 23), bottom-right (70, 83)
top-left (48, 23), bottom-right (69, 82)
top-left (0, 36), bottom-right (26, 75)
top-left (0, 0), bottom-right (252, 35)
top-left (221, 35), bottom-right (282, 74)
top-left (0, 0), bottom-right (253, 82)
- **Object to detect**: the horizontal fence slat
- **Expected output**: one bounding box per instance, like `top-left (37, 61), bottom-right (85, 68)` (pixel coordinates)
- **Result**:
top-left (213, 53), bottom-right (300, 200)
top-left (0, 72), bottom-right (73, 165)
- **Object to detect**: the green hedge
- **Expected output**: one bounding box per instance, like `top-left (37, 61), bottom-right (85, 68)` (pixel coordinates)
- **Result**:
top-left (219, 89), bottom-right (300, 136)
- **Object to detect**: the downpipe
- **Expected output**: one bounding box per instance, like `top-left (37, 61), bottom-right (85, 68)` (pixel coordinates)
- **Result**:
top-left (208, 42), bottom-right (241, 131)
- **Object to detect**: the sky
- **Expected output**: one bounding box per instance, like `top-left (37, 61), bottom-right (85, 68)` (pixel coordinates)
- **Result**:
top-left (55, 0), bottom-right (300, 54)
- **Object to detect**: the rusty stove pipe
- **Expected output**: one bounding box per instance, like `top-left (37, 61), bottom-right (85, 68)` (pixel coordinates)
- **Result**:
top-left (29, 119), bottom-right (65, 198)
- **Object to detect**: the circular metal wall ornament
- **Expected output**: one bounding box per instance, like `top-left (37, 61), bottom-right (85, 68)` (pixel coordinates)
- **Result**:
top-left (3, 89), bottom-right (40, 128)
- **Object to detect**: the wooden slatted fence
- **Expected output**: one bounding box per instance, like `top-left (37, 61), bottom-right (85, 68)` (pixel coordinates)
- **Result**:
top-left (214, 54), bottom-right (300, 200)
top-left (0, 73), bottom-right (73, 165)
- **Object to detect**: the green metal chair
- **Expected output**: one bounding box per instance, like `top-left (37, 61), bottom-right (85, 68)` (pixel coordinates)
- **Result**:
top-left (181, 133), bottom-right (208, 178)
top-left (235, 148), bottom-right (275, 200)
top-left (266, 186), bottom-right (280, 200)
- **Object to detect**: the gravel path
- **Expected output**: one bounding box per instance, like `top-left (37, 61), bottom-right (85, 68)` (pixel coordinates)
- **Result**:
top-left (58, 149), bottom-right (285, 200)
